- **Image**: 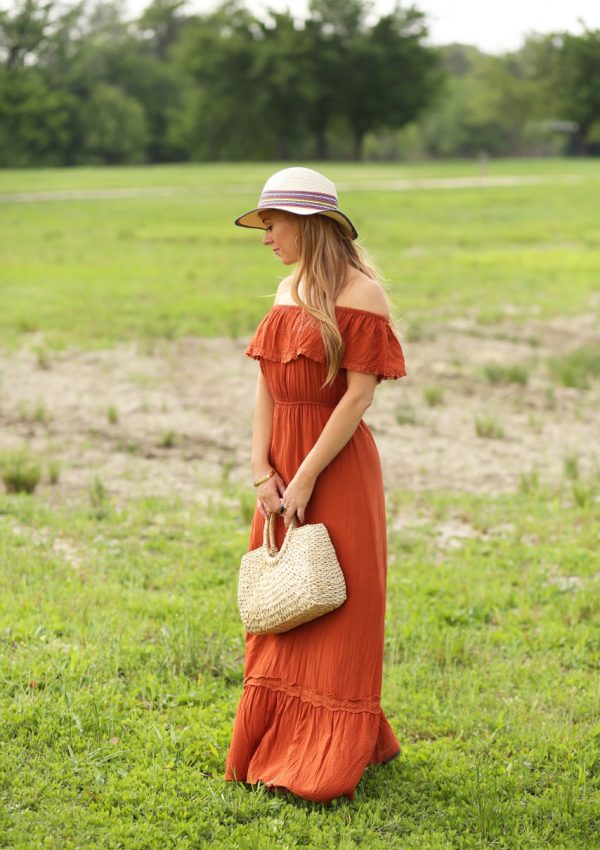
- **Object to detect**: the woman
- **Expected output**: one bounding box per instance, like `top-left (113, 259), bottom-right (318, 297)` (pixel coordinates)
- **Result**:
top-left (225, 167), bottom-right (407, 803)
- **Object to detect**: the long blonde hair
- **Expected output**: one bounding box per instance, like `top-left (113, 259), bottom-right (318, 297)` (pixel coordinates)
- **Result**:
top-left (287, 214), bottom-right (387, 386)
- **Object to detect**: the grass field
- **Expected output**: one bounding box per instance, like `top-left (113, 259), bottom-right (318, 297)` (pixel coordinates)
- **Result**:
top-left (1, 159), bottom-right (599, 348)
top-left (0, 159), bottom-right (599, 849)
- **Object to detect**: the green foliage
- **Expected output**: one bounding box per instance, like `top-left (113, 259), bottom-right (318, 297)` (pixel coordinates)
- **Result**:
top-left (89, 475), bottom-right (111, 519)
top-left (563, 453), bottom-right (580, 481)
top-left (0, 448), bottom-right (42, 493)
top-left (158, 430), bottom-right (177, 448)
top-left (47, 458), bottom-right (61, 485)
top-left (0, 0), bottom-right (599, 164)
top-left (552, 29), bottom-right (600, 153)
top-left (475, 416), bottom-right (505, 439)
top-left (423, 385), bottom-right (444, 407)
top-left (548, 345), bottom-right (600, 389)
top-left (82, 84), bottom-right (149, 165)
top-left (483, 363), bottom-right (529, 386)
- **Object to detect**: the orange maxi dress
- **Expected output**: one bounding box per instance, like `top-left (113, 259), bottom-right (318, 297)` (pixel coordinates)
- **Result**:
top-left (225, 303), bottom-right (407, 803)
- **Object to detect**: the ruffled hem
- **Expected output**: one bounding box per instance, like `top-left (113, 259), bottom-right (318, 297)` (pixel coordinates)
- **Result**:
top-left (245, 305), bottom-right (406, 384)
top-left (224, 679), bottom-right (401, 803)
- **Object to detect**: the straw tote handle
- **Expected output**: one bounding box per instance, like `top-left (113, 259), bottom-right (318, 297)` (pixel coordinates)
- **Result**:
top-left (263, 512), bottom-right (297, 557)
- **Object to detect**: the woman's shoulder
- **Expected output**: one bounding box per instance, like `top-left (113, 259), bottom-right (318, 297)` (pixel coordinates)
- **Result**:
top-left (336, 272), bottom-right (391, 319)
top-left (273, 275), bottom-right (294, 305)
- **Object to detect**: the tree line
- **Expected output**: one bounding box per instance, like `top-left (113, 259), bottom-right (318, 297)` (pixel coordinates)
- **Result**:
top-left (0, 0), bottom-right (598, 167)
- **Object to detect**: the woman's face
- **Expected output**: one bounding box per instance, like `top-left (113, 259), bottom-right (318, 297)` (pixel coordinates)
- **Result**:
top-left (260, 210), bottom-right (300, 265)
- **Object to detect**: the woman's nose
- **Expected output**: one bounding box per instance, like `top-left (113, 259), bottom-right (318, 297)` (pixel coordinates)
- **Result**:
top-left (262, 230), bottom-right (272, 245)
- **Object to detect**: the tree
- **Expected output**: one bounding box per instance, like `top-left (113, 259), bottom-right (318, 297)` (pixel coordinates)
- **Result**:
top-left (81, 83), bottom-right (148, 163)
top-left (0, 0), bottom-right (53, 69)
top-left (343, 4), bottom-right (442, 159)
top-left (554, 29), bottom-right (600, 154)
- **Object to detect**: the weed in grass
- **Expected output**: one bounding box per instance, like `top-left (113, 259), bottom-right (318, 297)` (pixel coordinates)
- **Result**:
top-left (227, 313), bottom-right (242, 341)
top-left (477, 308), bottom-right (504, 326)
top-left (117, 438), bottom-right (141, 454)
top-left (563, 453), bottom-right (580, 481)
top-left (423, 385), bottom-right (444, 407)
top-left (475, 416), bottom-right (505, 439)
top-left (0, 448), bottom-right (41, 493)
top-left (544, 387), bottom-right (557, 410)
top-left (527, 414), bottom-right (543, 434)
top-left (472, 759), bottom-right (504, 844)
top-left (47, 459), bottom-right (61, 485)
top-left (34, 401), bottom-right (50, 424)
top-left (107, 404), bottom-right (119, 425)
top-left (519, 468), bottom-right (540, 494)
top-left (89, 475), bottom-right (110, 519)
top-left (34, 346), bottom-right (51, 370)
top-left (405, 320), bottom-right (431, 342)
top-left (548, 344), bottom-right (600, 389)
top-left (158, 430), bottom-right (177, 448)
top-left (221, 460), bottom-right (235, 485)
top-left (572, 480), bottom-right (597, 509)
top-left (18, 399), bottom-right (51, 426)
top-left (239, 489), bottom-right (256, 525)
top-left (483, 363), bottom-right (529, 386)
top-left (395, 407), bottom-right (418, 426)
top-left (17, 316), bottom-right (38, 333)
top-left (159, 618), bottom-right (242, 683)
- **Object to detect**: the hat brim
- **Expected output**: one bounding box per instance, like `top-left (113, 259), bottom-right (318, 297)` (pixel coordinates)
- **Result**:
top-left (235, 206), bottom-right (358, 240)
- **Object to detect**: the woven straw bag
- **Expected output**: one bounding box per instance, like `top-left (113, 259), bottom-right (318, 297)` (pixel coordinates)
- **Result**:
top-left (237, 512), bottom-right (347, 635)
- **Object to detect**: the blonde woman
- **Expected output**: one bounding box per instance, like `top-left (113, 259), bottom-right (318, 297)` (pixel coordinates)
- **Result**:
top-left (225, 167), bottom-right (407, 803)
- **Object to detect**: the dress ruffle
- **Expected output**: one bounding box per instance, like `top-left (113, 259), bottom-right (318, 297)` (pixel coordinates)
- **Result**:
top-left (245, 305), bottom-right (406, 384)
top-left (225, 677), bottom-right (401, 803)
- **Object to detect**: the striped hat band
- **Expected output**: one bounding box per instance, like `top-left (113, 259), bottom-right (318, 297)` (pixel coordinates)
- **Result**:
top-left (258, 190), bottom-right (339, 212)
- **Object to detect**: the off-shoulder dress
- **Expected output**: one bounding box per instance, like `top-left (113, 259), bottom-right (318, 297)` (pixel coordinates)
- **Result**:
top-left (225, 304), bottom-right (407, 803)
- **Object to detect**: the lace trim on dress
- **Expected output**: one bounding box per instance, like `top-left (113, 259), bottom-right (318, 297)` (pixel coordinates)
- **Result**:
top-left (244, 674), bottom-right (381, 715)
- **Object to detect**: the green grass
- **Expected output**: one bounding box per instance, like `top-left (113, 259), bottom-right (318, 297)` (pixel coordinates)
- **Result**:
top-left (482, 364), bottom-right (529, 386)
top-left (548, 345), bottom-right (600, 390)
top-left (1, 160), bottom-right (599, 349)
top-left (0, 484), bottom-right (598, 848)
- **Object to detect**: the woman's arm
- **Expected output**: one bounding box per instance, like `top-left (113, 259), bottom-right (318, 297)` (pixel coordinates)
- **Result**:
top-left (251, 370), bottom-right (286, 517)
top-left (281, 369), bottom-right (377, 527)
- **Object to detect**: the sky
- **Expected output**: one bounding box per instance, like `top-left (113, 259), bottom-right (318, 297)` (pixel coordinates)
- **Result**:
top-left (172, 0), bottom-right (600, 54)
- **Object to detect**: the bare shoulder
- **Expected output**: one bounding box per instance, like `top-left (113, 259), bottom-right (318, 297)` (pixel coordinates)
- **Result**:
top-left (337, 271), bottom-right (391, 318)
top-left (273, 275), bottom-right (294, 305)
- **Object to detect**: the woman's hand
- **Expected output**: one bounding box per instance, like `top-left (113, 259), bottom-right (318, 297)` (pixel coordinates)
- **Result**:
top-left (280, 471), bottom-right (315, 528)
top-left (256, 471), bottom-right (286, 518)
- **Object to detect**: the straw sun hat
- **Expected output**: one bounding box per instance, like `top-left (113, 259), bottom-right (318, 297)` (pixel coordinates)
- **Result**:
top-left (234, 167), bottom-right (358, 240)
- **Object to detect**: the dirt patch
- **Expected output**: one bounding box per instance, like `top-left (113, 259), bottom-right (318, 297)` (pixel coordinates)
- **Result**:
top-left (0, 314), bottom-right (598, 507)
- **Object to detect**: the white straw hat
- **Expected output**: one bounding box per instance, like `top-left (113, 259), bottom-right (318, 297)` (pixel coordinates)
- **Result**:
top-left (235, 167), bottom-right (358, 240)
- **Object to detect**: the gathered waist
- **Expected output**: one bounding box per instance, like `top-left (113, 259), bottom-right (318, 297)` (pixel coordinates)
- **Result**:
top-left (274, 399), bottom-right (338, 408)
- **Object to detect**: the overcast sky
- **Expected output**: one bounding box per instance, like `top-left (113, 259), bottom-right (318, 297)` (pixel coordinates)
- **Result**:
top-left (170, 0), bottom-right (600, 54)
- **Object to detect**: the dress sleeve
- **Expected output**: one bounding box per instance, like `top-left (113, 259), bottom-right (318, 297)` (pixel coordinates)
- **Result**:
top-left (340, 310), bottom-right (407, 384)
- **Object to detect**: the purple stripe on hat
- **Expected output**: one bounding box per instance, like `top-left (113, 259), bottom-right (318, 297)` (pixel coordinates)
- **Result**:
top-left (260, 189), bottom-right (338, 208)
top-left (258, 198), bottom-right (337, 212)
top-left (258, 199), bottom-right (339, 211)
top-left (261, 189), bottom-right (337, 202)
